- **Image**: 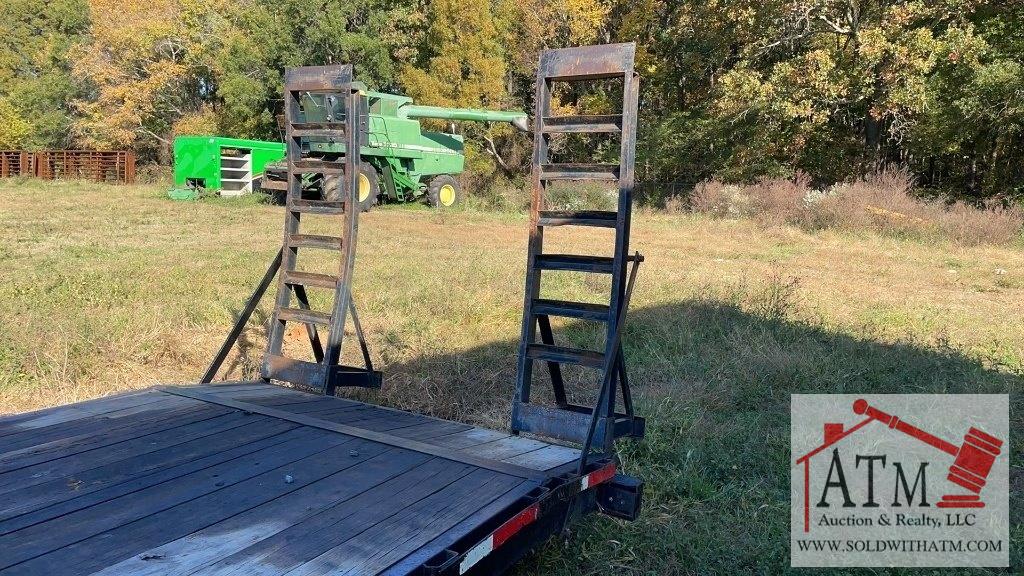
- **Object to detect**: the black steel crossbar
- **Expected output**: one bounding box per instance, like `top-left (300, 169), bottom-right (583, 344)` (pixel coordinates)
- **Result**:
top-left (201, 249), bottom-right (283, 384)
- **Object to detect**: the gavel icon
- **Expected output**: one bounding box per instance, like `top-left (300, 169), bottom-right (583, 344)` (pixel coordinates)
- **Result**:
top-left (853, 399), bottom-right (1003, 508)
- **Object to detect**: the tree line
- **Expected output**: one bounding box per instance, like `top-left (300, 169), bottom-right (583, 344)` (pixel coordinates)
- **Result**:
top-left (0, 0), bottom-right (1021, 203)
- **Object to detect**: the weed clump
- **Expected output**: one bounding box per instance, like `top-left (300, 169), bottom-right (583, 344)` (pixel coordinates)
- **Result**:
top-left (688, 168), bottom-right (1024, 245)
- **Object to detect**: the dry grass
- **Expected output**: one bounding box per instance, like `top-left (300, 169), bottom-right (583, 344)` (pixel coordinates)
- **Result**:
top-left (690, 170), bottom-right (1024, 246)
top-left (0, 179), bottom-right (1021, 574)
top-left (2, 179), bottom-right (1020, 417)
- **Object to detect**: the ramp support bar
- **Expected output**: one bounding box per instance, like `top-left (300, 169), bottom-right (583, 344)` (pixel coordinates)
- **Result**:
top-left (202, 246), bottom-right (376, 386)
top-left (201, 249), bottom-right (283, 383)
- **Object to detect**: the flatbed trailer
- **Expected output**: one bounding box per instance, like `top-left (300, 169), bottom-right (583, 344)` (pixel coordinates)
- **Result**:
top-left (0, 43), bottom-right (646, 575)
top-left (0, 382), bottom-right (629, 575)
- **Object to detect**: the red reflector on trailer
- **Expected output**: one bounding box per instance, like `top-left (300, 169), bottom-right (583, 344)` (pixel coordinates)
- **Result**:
top-left (459, 462), bottom-right (619, 574)
top-left (460, 503), bottom-right (540, 573)
top-left (494, 503), bottom-right (540, 548)
top-left (581, 462), bottom-right (617, 490)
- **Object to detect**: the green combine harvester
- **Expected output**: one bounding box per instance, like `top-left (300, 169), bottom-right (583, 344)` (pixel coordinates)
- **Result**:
top-left (170, 82), bottom-right (527, 208)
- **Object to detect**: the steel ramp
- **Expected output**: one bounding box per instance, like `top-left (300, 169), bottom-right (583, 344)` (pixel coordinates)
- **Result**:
top-left (511, 43), bottom-right (645, 465)
top-left (261, 64), bottom-right (380, 394)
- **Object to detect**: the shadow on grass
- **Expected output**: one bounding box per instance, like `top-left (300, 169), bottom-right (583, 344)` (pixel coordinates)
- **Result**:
top-left (339, 298), bottom-right (1022, 576)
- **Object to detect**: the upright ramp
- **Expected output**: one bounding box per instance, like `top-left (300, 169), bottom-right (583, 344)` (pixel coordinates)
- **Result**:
top-left (262, 65), bottom-right (380, 394)
top-left (511, 43), bottom-right (645, 465)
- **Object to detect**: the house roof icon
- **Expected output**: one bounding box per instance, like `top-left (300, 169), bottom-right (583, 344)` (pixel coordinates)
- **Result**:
top-left (794, 412), bottom-right (877, 533)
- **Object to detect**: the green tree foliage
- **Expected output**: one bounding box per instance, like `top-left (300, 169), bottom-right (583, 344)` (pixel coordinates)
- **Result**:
top-left (0, 98), bottom-right (32, 149)
top-left (0, 0), bottom-right (1020, 201)
top-left (912, 6), bottom-right (1024, 200)
top-left (0, 0), bottom-right (89, 149)
top-left (614, 0), bottom-right (1024, 201)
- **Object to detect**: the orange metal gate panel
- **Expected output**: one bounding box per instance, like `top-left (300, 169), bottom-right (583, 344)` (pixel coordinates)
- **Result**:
top-left (0, 150), bottom-right (135, 184)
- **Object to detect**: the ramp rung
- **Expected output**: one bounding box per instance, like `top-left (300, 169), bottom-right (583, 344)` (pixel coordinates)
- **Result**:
top-left (263, 354), bottom-right (326, 388)
top-left (284, 65), bottom-right (353, 92)
top-left (277, 307), bottom-right (331, 325)
top-left (290, 128), bottom-right (346, 138)
top-left (290, 199), bottom-right (345, 215)
top-left (263, 354), bottom-right (382, 389)
top-left (538, 210), bottom-right (617, 228)
top-left (260, 178), bottom-right (287, 191)
top-left (282, 270), bottom-right (338, 289)
top-left (542, 115), bottom-right (622, 133)
top-left (534, 254), bottom-right (615, 274)
top-left (532, 299), bottom-right (609, 321)
top-left (539, 43), bottom-right (635, 81)
top-left (292, 121), bottom-right (348, 130)
top-left (332, 366), bottom-right (383, 389)
top-left (290, 234), bottom-right (343, 250)
top-left (526, 343), bottom-right (604, 368)
top-left (513, 403), bottom-right (608, 444)
top-left (290, 159), bottom-right (345, 175)
top-left (541, 163), bottom-right (620, 181)
top-left (512, 403), bottom-right (645, 444)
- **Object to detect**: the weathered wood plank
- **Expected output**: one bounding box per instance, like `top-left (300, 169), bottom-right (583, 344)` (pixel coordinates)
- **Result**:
top-left (304, 404), bottom-right (406, 421)
top-left (159, 387), bottom-right (547, 480)
top-left (0, 390), bottom-right (161, 434)
top-left (289, 469), bottom-right (529, 576)
top-left (191, 384), bottom-right (366, 411)
top-left (89, 450), bottom-right (434, 576)
top-left (504, 443), bottom-right (580, 471)
top-left (8, 437), bottom-right (391, 576)
top-left (0, 426), bottom-right (350, 569)
top-left (324, 410), bottom-right (432, 431)
top-left (279, 400), bottom-right (372, 415)
top-left (0, 415), bottom-right (294, 528)
top-left (458, 435), bottom-right (552, 462)
top-left (231, 386), bottom-right (577, 469)
top-left (0, 395), bottom-right (202, 455)
top-left (0, 410), bottom-right (262, 500)
top-left (253, 392), bottom-right (578, 472)
top-left (190, 382), bottom-right (279, 394)
top-left (388, 420), bottom-right (474, 442)
top-left (0, 403), bottom-right (232, 474)
top-left (429, 427), bottom-right (512, 450)
top-left (197, 460), bottom-right (479, 575)
top-left (196, 385), bottom-right (331, 405)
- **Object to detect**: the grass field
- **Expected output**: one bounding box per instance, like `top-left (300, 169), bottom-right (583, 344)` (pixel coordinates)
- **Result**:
top-left (0, 179), bottom-right (1020, 574)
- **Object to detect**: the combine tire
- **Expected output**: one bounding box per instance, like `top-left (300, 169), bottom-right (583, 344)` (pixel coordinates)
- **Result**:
top-left (427, 175), bottom-right (463, 208)
top-left (323, 163), bottom-right (379, 211)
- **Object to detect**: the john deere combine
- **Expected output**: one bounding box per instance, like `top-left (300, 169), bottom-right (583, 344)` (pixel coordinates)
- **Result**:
top-left (171, 83), bottom-right (528, 207)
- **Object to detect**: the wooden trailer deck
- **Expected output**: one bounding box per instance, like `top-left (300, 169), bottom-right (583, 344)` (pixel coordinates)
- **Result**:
top-left (0, 382), bottom-right (597, 576)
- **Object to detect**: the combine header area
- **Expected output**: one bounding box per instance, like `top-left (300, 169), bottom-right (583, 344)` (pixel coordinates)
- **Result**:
top-left (0, 44), bottom-right (645, 575)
